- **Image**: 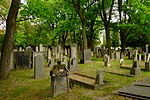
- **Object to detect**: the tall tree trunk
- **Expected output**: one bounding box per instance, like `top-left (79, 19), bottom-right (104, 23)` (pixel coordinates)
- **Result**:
top-left (82, 19), bottom-right (88, 49)
top-left (0, 0), bottom-right (20, 80)
top-left (104, 24), bottom-right (111, 57)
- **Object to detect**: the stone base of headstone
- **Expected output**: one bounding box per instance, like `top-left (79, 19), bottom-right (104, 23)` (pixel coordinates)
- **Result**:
top-left (95, 70), bottom-right (104, 85)
top-left (145, 62), bottom-right (150, 71)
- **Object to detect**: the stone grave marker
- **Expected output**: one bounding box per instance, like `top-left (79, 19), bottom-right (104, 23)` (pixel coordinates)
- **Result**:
top-left (39, 43), bottom-right (43, 51)
top-left (95, 70), bottom-right (104, 85)
top-left (35, 46), bottom-right (39, 51)
top-left (145, 61), bottom-right (150, 71)
top-left (15, 51), bottom-right (31, 70)
top-left (146, 44), bottom-right (149, 54)
top-left (32, 52), bottom-right (44, 68)
top-left (68, 58), bottom-right (78, 71)
top-left (115, 51), bottom-right (120, 60)
top-left (70, 44), bottom-right (77, 58)
top-left (147, 53), bottom-right (150, 62)
top-left (144, 53), bottom-right (147, 62)
top-left (139, 54), bottom-right (141, 61)
top-left (130, 60), bottom-right (141, 76)
top-left (50, 61), bottom-right (69, 97)
top-left (84, 49), bottom-right (91, 63)
top-left (34, 53), bottom-right (45, 79)
top-left (104, 54), bottom-right (110, 67)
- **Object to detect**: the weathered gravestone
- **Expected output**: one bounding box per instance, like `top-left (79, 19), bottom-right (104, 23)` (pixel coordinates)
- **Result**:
top-left (70, 44), bottom-right (77, 58)
top-left (39, 44), bottom-right (43, 51)
top-left (104, 54), bottom-right (110, 67)
top-left (15, 51), bottom-right (31, 70)
top-left (49, 58), bottom-right (55, 67)
top-left (32, 52), bottom-right (44, 68)
top-left (95, 70), bottom-right (104, 85)
top-left (146, 44), bottom-right (149, 54)
top-left (68, 58), bottom-right (78, 71)
top-left (34, 54), bottom-right (45, 79)
top-left (84, 49), bottom-right (91, 63)
top-left (138, 54), bottom-right (141, 61)
top-left (145, 62), bottom-right (150, 71)
top-left (115, 51), bottom-right (120, 60)
top-left (50, 61), bottom-right (69, 97)
top-left (130, 60), bottom-right (141, 76)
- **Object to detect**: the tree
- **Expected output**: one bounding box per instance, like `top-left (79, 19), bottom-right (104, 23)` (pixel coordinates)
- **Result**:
top-left (0, 0), bottom-right (20, 80)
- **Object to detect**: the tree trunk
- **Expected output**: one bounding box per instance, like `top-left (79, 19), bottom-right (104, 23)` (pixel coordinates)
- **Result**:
top-left (82, 19), bottom-right (88, 49)
top-left (104, 24), bottom-right (111, 57)
top-left (0, 0), bottom-right (20, 80)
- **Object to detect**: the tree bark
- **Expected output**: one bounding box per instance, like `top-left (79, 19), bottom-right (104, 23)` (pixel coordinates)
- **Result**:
top-left (0, 0), bottom-right (20, 80)
top-left (82, 19), bottom-right (87, 49)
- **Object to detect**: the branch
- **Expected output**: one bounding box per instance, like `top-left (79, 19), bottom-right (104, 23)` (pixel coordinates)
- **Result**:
top-left (108, 0), bottom-right (115, 23)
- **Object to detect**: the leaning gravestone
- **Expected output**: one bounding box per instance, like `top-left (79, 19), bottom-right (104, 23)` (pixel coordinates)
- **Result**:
top-left (50, 61), bottom-right (69, 97)
top-left (84, 49), bottom-right (91, 63)
top-left (15, 51), bottom-right (31, 70)
top-left (95, 70), bottom-right (104, 85)
top-left (34, 54), bottom-right (45, 79)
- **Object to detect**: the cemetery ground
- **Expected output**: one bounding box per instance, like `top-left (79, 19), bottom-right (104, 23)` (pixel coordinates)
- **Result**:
top-left (0, 58), bottom-right (150, 100)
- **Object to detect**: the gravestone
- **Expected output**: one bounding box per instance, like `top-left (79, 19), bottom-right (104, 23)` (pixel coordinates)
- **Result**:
top-left (49, 58), bottom-right (55, 67)
top-left (70, 44), bottom-right (77, 58)
top-left (19, 47), bottom-right (23, 51)
top-left (50, 61), bottom-right (69, 97)
top-left (34, 54), bottom-right (45, 79)
top-left (139, 54), bottom-right (141, 61)
top-left (147, 53), bottom-right (150, 62)
top-left (120, 58), bottom-right (124, 66)
top-left (32, 52), bottom-right (44, 68)
top-left (145, 62), bottom-right (150, 71)
top-left (15, 51), bottom-right (31, 70)
top-left (95, 70), bottom-right (104, 85)
top-left (115, 51), bottom-right (120, 60)
top-left (68, 58), bottom-right (78, 71)
top-left (146, 44), bottom-right (149, 54)
top-left (35, 46), bottom-right (38, 51)
top-left (104, 54), bottom-right (110, 67)
top-left (134, 50), bottom-right (138, 61)
top-left (39, 44), bottom-right (43, 51)
top-left (130, 60), bottom-right (141, 76)
top-left (84, 49), bottom-right (91, 63)
top-left (144, 53), bottom-right (147, 62)
top-left (48, 49), bottom-right (51, 62)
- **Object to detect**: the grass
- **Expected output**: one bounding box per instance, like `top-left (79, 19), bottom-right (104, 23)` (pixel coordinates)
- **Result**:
top-left (0, 58), bottom-right (150, 100)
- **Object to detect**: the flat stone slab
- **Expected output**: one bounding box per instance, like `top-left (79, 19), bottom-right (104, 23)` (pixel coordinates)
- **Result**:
top-left (118, 86), bottom-right (150, 99)
top-left (69, 73), bottom-right (103, 89)
top-left (121, 65), bottom-right (145, 71)
top-left (134, 81), bottom-right (150, 87)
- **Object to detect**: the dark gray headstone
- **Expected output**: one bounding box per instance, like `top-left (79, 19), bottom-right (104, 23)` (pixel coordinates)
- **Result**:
top-left (145, 62), bottom-right (150, 71)
top-left (95, 70), bottom-right (104, 85)
top-left (130, 61), bottom-right (140, 76)
top-left (84, 49), bottom-right (91, 63)
top-left (15, 51), bottom-right (31, 70)
top-left (34, 54), bottom-right (45, 79)
top-left (68, 58), bottom-right (78, 71)
top-left (50, 63), bottom-right (69, 97)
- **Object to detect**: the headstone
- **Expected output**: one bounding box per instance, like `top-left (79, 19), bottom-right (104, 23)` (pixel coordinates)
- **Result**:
top-left (15, 51), bottom-right (31, 70)
top-left (130, 61), bottom-right (141, 76)
top-left (95, 70), bottom-right (104, 85)
top-left (145, 62), bottom-right (150, 71)
top-left (104, 54), bottom-right (110, 67)
top-left (120, 58), bottom-right (124, 66)
top-left (50, 61), bottom-right (69, 97)
top-left (115, 51), bottom-right (120, 60)
top-left (144, 53), bottom-right (147, 62)
top-left (49, 58), bottom-right (55, 67)
top-left (68, 58), bottom-right (78, 71)
top-left (147, 53), bottom-right (150, 62)
top-left (91, 51), bottom-right (94, 57)
top-left (48, 49), bottom-right (51, 61)
top-left (139, 54), bottom-right (141, 62)
top-left (70, 44), bottom-right (77, 58)
top-left (19, 47), bottom-right (23, 51)
top-left (32, 52), bottom-right (44, 68)
top-left (35, 46), bottom-right (39, 52)
top-left (146, 44), bottom-right (149, 54)
top-left (34, 54), bottom-right (45, 79)
top-left (134, 50), bottom-right (138, 61)
top-left (84, 49), bottom-right (91, 63)
top-left (39, 44), bottom-right (43, 51)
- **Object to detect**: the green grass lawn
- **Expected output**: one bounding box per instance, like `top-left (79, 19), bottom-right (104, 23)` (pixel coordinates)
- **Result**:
top-left (0, 58), bottom-right (150, 100)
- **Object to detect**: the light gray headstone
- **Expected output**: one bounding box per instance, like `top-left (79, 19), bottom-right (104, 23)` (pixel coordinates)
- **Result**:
top-left (34, 54), bottom-right (45, 79)
top-left (104, 54), bottom-right (110, 67)
top-left (95, 70), bottom-right (104, 85)
top-left (39, 44), bottom-right (43, 51)
top-left (147, 53), bottom-right (150, 62)
top-left (144, 53), bottom-right (147, 62)
top-left (71, 44), bottom-right (77, 58)
top-left (146, 44), bottom-right (149, 54)
top-left (115, 51), bottom-right (120, 60)
top-left (35, 46), bottom-right (39, 52)
top-left (139, 54), bottom-right (141, 62)
top-left (68, 58), bottom-right (78, 71)
top-left (84, 49), bottom-right (91, 63)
